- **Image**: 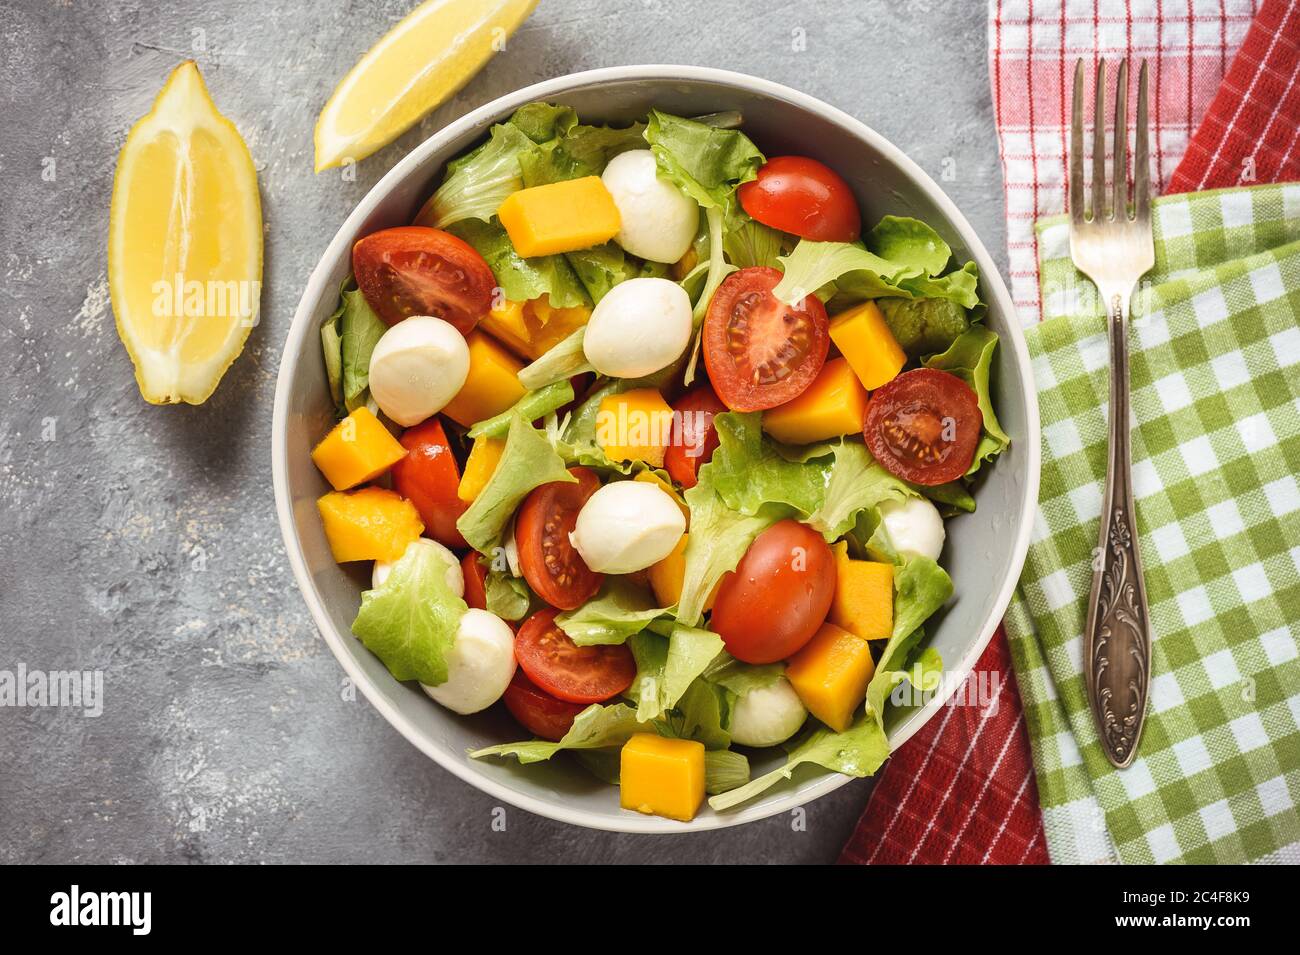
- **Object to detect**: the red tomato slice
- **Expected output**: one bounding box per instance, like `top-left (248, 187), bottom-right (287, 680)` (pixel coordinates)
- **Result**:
top-left (514, 608), bottom-right (636, 704)
top-left (703, 267), bottom-right (830, 412)
top-left (710, 519), bottom-right (836, 664)
top-left (738, 155), bottom-right (862, 243)
top-left (516, 467), bottom-right (602, 611)
top-left (502, 668), bottom-right (587, 741)
top-left (863, 367), bottom-right (982, 486)
top-left (462, 551), bottom-right (489, 611)
top-left (664, 383), bottom-right (727, 489)
top-left (352, 226), bottom-right (495, 334)
top-left (391, 418), bottom-right (468, 548)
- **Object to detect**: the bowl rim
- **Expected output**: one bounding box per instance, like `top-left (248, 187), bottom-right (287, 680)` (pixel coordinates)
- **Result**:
top-left (272, 64), bottom-right (1042, 833)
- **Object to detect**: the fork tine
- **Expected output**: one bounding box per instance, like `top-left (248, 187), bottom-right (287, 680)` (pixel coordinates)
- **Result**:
top-left (1070, 60), bottom-right (1086, 225)
top-left (1113, 59), bottom-right (1130, 219)
top-left (1134, 60), bottom-right (1150, 222)
top-left (1093, 59), bottom-right (1108, 220)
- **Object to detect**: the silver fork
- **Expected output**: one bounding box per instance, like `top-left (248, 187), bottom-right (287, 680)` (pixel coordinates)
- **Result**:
top-left (1068, 59), bottom-right (1155, 769)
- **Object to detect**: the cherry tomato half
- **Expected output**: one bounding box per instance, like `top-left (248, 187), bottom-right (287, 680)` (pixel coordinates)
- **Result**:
top-left (514, 608), bottom-right (636, 704)
top-left (502, 668), bottom-right (588, 741)
top-left (516, 467), bottom-right (602, 611)
top-left (391, 418), bottom-right (468, 548)
top-left (703, 267), bottom-right (830, 412)
top-left (462, 551), bottom-right (489, 611)
top-left (738, 155), bottom-right (862, 243)
top-left (710, 519), bottom-right (836, 664)
top-left (863, 367), bottom-right (982, 486)
top-left (663, 383), bottom-right (727, 489)
top-left (352, 226), bottom-right (495, 334)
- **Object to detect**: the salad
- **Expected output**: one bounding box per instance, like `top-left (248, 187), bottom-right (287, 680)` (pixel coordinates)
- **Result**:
top-left (310, 102), bottom-right (1008, 822)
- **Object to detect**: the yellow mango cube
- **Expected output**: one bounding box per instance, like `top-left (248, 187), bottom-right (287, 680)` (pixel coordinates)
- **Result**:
top-left (497, 176), bottom-right (621, 257)
top-left (828, 541), bottom-right (894, 641)
top-left (762, 357), bottom-right (869, 444)
top-left (441, 331), bottom-right (528, 428)
top-left (458, 436), bottom-right (506, 503)
top-left (648, 534), bottom-right (719, 611)
top-left (479, 299), bottom-right (531, 358)
top-left (480, 296), bottom-right (591, 361)
top-left (310, 406), bottom-right (407, 491)
top-left (785, 621), bottom-right (876, 732)
top-left (830, 300), bottom-right (906, 390)
top-left (619, 733), bottom-right (705, 822)
top-left (596, 388), bottom-right (673, 468)
top-left (634, 470), bottom-right (689, 523)
top-left (317, 486), bottom-right (423, 564)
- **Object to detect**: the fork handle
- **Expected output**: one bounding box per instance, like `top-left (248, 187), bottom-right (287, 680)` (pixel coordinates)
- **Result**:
top-left (1084, 290), bottom-right (1153, 768)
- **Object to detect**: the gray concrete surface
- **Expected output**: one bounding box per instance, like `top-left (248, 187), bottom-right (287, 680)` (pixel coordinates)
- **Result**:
top-left (0, 0), bottom-right (1005, 863)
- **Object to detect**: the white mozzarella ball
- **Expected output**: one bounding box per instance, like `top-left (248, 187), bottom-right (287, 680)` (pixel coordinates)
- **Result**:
top-left (367, 316), bottom-right (469, 426)
top-left (601, 149), bottom-right (699, 263)
top-left (582, 277), bottom-right (692, 379)
top-left (372, 538), bottom-right (465, 594)
top-left (878, 496), bottom-right (946, 562)
top-left (729, 677), bottom-right (808, 748)
top-left (420, 609), bottom-right (516, 715)
top-left (569, 481), bottom-right (686, 574)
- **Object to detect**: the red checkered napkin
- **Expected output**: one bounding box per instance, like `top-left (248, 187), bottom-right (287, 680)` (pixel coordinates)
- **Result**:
top-left (1167, 0), bottom-right (1300, 190)
top-left (839, 629), bottom-right (1051, 865)
top-left (990, 0), bottom-right (1257, 324)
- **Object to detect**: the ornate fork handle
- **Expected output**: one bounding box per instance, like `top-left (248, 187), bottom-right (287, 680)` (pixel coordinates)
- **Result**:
top-left (1084, 291), bottom-right (1152, 767)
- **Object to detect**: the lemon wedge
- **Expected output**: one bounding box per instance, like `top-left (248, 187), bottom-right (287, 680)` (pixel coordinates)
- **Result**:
top-left (108, 61), bottom-right (263, 405)
top-left (314, 0), bottom-right (538, 172)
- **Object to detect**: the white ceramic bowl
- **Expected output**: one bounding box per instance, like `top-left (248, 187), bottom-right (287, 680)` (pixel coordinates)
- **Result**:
top-left (273, 66), bottom-right (1041, 832)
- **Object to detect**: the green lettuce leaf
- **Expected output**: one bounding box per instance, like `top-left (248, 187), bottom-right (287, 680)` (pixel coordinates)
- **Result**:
top-left (418, 121), bottom-right (535, 228)
top-left (708, 715), bottom-right (890, 810)
top-left (467, 379), bottom-right (574, 439)
top-left (896, 261), bottom-right (982, 310)
top-left (517, 326), bottom-right (594, 391)
top-left (722, 214), bottom-right (785, 270)
top-left (507, 102), bottom-right (579, 143)
top-left (807, 440), bottom-right (915, 541)
top-left (710, 412), bottom-right (831, 517)
top-left (417, 102), bottom-right (582, 228)
top-left (644, 109), bottom-right (764, 214)
top-left (910, 479), bottom-right (977, 513)
top-left (484, 570), bottom-right (531, 621)
top-left (456, 414), bottom-right (575, 553)
top-left (877, 296), bottom-right (970, 358)
top-left (682, 206), bottom-right (735, 385)
top-left (774, 218), bottom-right (982, 311)
top-left (519, 120), bottom-right (645, 186)
top-left (703, 653), bottom-right (784, 698)
top-left (565, 242), bottom-right (637, 304)
top-left (864, 556), bottom-right (953, 732)
top-left (320, 298), bottom-right (345, 413)
top-left (470, 702), bottom-right (642, 764)
top-left (330, 280), bottom-right (384, 410)
top-left (557, 578), bottom-right (664, 646)
top-left (447, 217), bottom-right (590, 309)
top-left (868, 215), bottom-right (952, 276)
top-left (351, 538), bottom-right (468, 686)
top-left (773, 240), bottom-right (915, 305)
top-left (923, 326), bottom-right (1010, 475)
top-left (630, 625), bottom-right (725, 722)
top-left (705, 750), bottom-right (751, 794)
top-left (677, 465), bottom-right (788, 626)
top-left (656, 677), bottom-right (732, 750)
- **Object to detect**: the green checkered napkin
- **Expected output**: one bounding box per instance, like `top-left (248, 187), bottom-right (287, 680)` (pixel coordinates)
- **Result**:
top-left (1004, 183), bottom-right (1300, 864)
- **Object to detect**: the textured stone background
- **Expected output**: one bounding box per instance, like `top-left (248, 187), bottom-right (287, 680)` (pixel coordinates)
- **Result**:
top-left (0, 0), bottom-right (1004, 863)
